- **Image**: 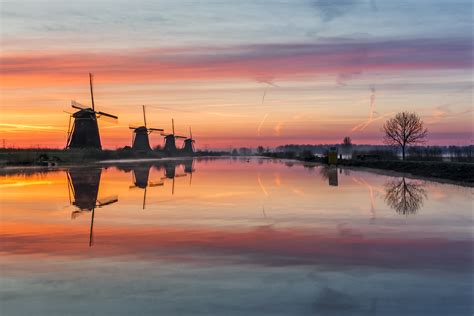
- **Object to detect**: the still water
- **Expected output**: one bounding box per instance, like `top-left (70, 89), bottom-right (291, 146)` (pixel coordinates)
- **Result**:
top-left (0, 158), bottom-right (472, 315)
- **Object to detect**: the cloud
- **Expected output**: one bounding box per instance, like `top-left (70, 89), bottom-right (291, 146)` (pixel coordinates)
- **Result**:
top-left (428, 105), bottom-right (473, 124)
top-left (273, 122), bottom-right (283, 136)
top-left (1, 38), bottom-right (471, 88)
top-left (312, 0), bottom-right (358, 22)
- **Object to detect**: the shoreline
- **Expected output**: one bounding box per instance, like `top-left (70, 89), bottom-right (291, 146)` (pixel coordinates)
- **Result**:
top-left (1, 155), bottom-right (472, 187)
top-left (261, 153), bottom-right (473, 187)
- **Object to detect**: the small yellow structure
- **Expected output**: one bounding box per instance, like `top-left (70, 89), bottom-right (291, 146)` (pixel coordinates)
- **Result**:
top-left (328, 146), bottom-right (338, 165)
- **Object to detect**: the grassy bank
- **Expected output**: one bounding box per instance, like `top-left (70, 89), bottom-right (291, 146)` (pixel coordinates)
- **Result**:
top-left (338, 159), bottom-right (473, 185)
top-left (262, 152), bottom-right (473, 185)
top-left (0, 148), bottom-right (164, 166)
top-left (0, 148), bottom-right (231, 166)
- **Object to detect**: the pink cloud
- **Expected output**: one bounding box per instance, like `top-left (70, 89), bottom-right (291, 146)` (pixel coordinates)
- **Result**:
top-left (1, 38), bottom-right (471, 87)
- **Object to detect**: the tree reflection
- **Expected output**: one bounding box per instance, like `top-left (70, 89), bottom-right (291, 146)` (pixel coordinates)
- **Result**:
top-left (384, 178), bottom-right (427, 215)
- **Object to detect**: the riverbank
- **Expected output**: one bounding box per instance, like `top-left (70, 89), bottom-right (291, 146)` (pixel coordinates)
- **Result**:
top-left (262, 153), bottom-right (473, 186)
top-left (0, 148), bottom-right (226, 166)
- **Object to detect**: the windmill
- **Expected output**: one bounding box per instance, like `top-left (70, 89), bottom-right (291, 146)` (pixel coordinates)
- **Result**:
top-left (162, 119), bottom-right (186, 154)
top-left (66, 73), bottom-right (118, 150)
top-left (182, 127), bottom-right (196, 155)
top-left (129, 164), bottom-right (163, 210)
top-left (129, 105), bottom-right (163, 151)
top-left (66, 168), bottom-right (118, 246)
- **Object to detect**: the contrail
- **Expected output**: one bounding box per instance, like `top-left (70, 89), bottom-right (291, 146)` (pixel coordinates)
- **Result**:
top-left (352, 85), bottom-right (378, 131)
top-left (256, 77), bottom-right (279, 88)
top-left (257, 113), bottom-right (269, 136)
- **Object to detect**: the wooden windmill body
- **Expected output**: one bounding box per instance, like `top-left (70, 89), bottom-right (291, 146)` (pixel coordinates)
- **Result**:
top-left (182, 127), bottom-right (196, 154)
top-left (162, 119), bottom-right (186, 154)
top-left (130, 106), bottom-right (163, 151)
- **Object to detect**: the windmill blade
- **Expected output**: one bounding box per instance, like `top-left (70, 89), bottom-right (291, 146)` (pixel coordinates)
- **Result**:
top-left (175, 136), bottom-right (187, 139)
top-left (89, 73), bottom-right (95, 111)
top-left (71, 100), bottom-right (88, 110)
top-left (142, 105), bottom-right (147, 128)
top-left (96, 111), bottom-right (118, 120)
top-left (189, 127), bottom-right (193, 139)
top-left (129, 185), bottom-right (138, 189)
top-left (148, 128), bottom-right (164, 131)
top-left (175, 174), bottom-right (187, 178)
top-left (172, 118), bottom-right (175, 135)
top-left (97, 195), bottom-right (118, 207)
top-left (66, 115), bottom-right (73, 148)
top-left (129, 126), bottom-right (138, 130)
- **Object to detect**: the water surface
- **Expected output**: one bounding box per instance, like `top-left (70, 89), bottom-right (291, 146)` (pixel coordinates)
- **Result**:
top-left (1, 158), bottom-right (472, 315)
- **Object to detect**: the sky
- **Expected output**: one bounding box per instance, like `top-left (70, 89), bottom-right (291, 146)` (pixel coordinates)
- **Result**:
top-left (0, 0), bottom-right (472, 149)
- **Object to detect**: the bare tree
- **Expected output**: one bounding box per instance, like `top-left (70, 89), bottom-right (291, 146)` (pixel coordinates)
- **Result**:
top-left (383, 112), bottom-right (428, 160)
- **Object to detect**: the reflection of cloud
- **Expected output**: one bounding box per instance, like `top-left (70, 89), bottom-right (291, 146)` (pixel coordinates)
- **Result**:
top-left (351, 176), bottom-right (384, 220)
top-left (291, 188), bottom-right (305, 196)
top-left (0, 180), bottom-right (53, 188)
top-left (1, 224), bottom-right (471, 271)
top-left (257, 173), bottom-right (268, 196)
top-left (384, 178), bottom-right (427, 215)
top-left (314, 287), bottom-right (359, 313)
top-left (204, 191), bottom-right (251, 199)
top-left (274, 173), bottom-right (281, 186)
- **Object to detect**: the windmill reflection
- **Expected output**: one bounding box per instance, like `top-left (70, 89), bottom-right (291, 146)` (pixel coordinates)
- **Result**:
top-left (66, 168), bottom-right (118, 246)
top-left (161, 161), bottom-right (187, 195)
top-left (183, 159), bottom-right (195, 185)
top-left (129, 164), bottom-right (163, 210)
top-left (384, 177), bottom-right (427, 215)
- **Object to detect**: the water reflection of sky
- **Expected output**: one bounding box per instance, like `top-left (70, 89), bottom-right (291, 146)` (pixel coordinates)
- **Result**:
top-left (1, 158), bottom-right (472, 315)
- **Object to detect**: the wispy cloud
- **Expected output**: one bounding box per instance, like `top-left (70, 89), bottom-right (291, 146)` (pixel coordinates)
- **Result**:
top-left (2, 38), bottom-right (471, 88)
top-left (0, 123), bottom-right (60, 131)
top-left (312, 0), bottom-right (358, 22)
